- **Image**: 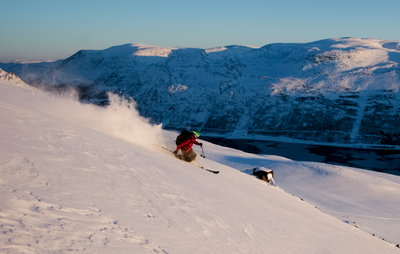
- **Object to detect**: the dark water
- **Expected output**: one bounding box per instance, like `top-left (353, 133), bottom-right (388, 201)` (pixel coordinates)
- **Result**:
top-left (201, 136), bottom-right (400, 175)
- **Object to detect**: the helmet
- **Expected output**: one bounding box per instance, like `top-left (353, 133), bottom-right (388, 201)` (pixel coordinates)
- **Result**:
top-left (192, 130), bottom-right (200, 139)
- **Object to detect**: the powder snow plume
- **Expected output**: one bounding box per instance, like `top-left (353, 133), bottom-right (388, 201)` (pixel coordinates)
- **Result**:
top-left (92, 93), bottom-right (166, 148)
top-left (12, 87), bottom-right (166, 149)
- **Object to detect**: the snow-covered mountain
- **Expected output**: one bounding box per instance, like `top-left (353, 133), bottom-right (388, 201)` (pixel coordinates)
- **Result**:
top-left (0, 68), bottom-right (40, 94)
top-left (1, 71), bottom-right (400, 253)
top-left (1, 38), bottom-right (400, 146)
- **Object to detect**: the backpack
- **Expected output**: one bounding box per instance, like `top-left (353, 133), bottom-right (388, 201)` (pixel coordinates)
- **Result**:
top-left (176, 130), bottom-right (191, 145)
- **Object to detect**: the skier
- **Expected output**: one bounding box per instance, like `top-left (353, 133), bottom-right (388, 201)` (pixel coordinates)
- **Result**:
top-left (173, 130), bottom-right (203, 162)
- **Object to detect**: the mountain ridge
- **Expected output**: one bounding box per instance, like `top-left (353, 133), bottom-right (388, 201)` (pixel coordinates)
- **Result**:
top-left (1, 37), bottom-right (400, 146)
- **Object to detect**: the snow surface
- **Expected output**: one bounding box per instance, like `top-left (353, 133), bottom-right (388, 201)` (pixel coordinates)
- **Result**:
top-left (0, 69), bottom-right (40, 94)
top-left (1, 79), bottom-right (400, 253)
top-left (102, 44), bottom-right (179, 58)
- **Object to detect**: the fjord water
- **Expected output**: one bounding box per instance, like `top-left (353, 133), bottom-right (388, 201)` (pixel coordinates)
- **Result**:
top-left (201, 136), bottom-right (400, 175)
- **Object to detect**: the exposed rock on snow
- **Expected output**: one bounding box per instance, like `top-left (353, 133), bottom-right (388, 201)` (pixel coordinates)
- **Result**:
top-left (0, 68), bottom-right (40, 94)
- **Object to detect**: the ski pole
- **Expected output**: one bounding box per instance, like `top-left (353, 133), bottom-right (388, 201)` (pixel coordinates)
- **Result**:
top-left (200, 145), bottom-right (206, 158)
top-left (154, 144), bottom-right (174, 153)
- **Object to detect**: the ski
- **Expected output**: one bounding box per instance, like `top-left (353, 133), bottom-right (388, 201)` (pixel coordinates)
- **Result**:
top-left (154, 144), bottom-right (219, 174)
top-left (199, 167), bottom-right (219, 174)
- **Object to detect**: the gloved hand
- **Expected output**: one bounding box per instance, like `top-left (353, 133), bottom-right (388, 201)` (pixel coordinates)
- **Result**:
top-left (173, 150), bottom-right (178, 156)
top-left (199, 143), bottom-right (203, 147)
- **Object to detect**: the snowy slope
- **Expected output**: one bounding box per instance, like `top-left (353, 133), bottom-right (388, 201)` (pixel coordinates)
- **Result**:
top-left (2, 38), bottom-right (400, 146)
top-left (205, 146), bottom-right (400, 246)
top-left (0, 69), bottom-right (40, 94)
top-left (1, 79), bottom-right (400, 253)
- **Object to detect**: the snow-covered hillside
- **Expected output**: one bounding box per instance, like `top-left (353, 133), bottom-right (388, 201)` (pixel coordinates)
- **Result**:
top-left (1, 38), bottom-right (400, 146)
top-left (1, 75), bottom-right (400, 253)
top-left (0, 69), bottom-right (40, 94)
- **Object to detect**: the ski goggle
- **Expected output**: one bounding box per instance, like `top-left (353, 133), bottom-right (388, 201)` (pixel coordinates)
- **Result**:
top-left (192, 131), bottom-right (200, 138)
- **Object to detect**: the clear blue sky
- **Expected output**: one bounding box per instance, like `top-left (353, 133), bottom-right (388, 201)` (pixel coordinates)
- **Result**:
top-left (1, 0), bottom-right (399, 62)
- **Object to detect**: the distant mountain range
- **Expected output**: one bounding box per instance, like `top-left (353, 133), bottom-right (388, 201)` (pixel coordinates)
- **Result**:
top-left (1, 38), bottom-right (400, 146)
